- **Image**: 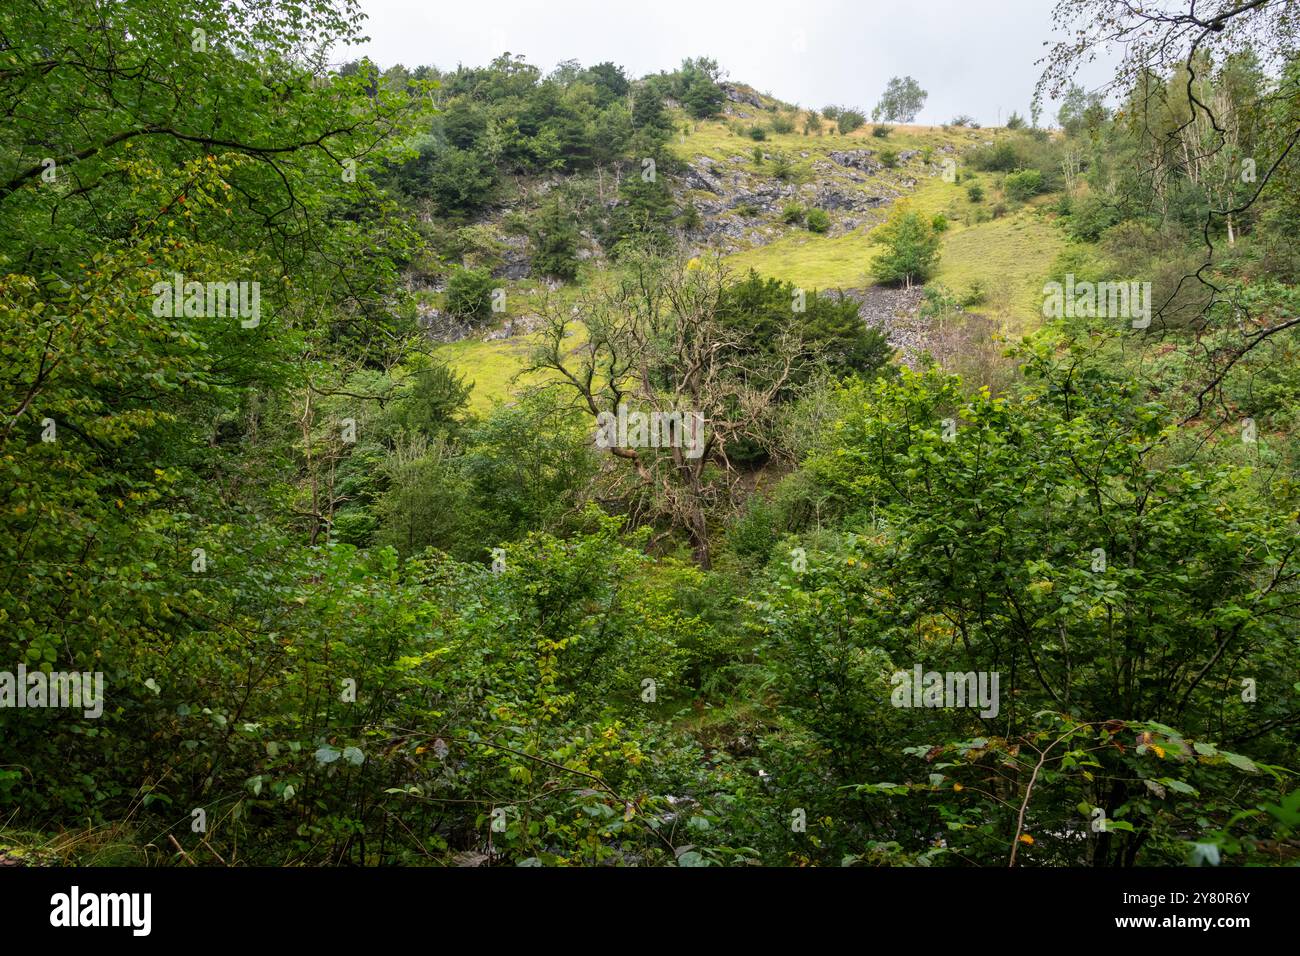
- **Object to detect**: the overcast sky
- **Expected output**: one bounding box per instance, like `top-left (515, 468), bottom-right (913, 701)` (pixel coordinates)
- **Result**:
top-left (345, 0), bottom-right (1117, 125)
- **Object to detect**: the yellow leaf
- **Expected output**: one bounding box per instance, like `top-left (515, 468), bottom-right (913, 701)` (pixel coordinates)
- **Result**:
top-left (1018, 833), bottom-right (1034, 845)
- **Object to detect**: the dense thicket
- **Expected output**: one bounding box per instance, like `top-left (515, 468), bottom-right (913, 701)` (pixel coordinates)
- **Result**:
top-left (1, 0), bottom-right (1297, 867)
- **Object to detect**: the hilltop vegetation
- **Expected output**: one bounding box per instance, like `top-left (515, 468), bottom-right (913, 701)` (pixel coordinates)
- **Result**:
top-left (1, 0), bottom-right (1298, 869)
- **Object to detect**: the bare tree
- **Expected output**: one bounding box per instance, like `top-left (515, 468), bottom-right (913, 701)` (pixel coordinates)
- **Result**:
top-left (527, 247), bottom-right (807, 567)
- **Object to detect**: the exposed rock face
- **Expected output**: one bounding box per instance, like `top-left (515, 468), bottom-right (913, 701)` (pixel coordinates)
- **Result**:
top-left (482, 313), bottom-right (543, 341)
top-left (494, 235), bottom-right (532, 280)
top-left (828, 150), bottom-right (879, 171)
top-left (840, 285), bottom-right (931, 366)
top-left (682, 157), bottom-right (724, 193)
top-left (801, 182), bottom-right (886, 212)
top-left (721, 83), bottom-right (764, 109)
top-left (417, 304), bottom-right (478, 343)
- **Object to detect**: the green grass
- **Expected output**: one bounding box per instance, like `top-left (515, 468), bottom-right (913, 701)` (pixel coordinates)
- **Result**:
top-left (436, 333), bottom-right (545, 414)
top-left (442, 122), bottom-right (1066, 410)
top-left (722, 174), bottom-right (1065, 331)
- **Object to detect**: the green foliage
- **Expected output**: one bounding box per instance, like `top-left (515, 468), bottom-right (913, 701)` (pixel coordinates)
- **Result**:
top-left (836, 108), bottom-right (867, 135)
top-left (770, 114), bottom-right (796, 135)
top-left (674, 57), bottom-right (726, 119)
top-left (872, 208), bottom-right (941, 287)
top-left (873, 76), bottom-right (928, 123)
top-left (718, 270), bottom-right (891, 385)
top-left (1004, 168), bottom-right (1044, 201)
top-left (3, 3), bottom-right (1298, 872)
top-left (529, 197), bottom-right (582, 281)
top-left (445, 267), bottom-right (497, 321)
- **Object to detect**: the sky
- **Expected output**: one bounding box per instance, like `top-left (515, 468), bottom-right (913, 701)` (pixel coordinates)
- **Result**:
top-left (345, 0), bottom-right (1118, 126)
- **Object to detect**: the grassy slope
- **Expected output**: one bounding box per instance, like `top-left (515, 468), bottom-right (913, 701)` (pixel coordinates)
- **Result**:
top-left (439, 116), bottom-right (1067, 409)
top-left (705, 118), bottom-right (1065, 331)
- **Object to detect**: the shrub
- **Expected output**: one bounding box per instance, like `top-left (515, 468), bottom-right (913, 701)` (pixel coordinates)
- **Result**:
top-left (1066, 195), bottom-right (1122, 242)
top-left (678, 201), bottom-right (702, 231)
top-left (871, 207), bottom-right (940, 287)
top-left (961, 279), bottom-right (988, 307)
top-left (770, 113), bottom-right (795, 135)
top-left (836, 108), bottom-right (866, 134)
top-left (752, 146), bottom-right (764, 164)
top-left (880, 149), bottom-right (899, 168)
top-left (950, 114), bottom-right (974, 127)
top-left (966, 182), bottom-right (985, 202)
top-left (1004, 168), bottom-right (1044, 201)
top-left (872, 124), bottom-right (892, 138)
top-left (771, 152), bottom-right (794, 181)
top-left (781, 202), bottom-right (807, 225)
top-left (445, 266), bottom-right (496, 321)
top-left (1006, 111), bottom-right (1026, 129)
top-left (806, 208), bottom-right (831, 233)
top-left (736, 202), bottom-right (761, 218)
top-left (748, 126), bottom-right (767, 141)
top-left (967, 140), bottom-right (1024, 172)
top-left (931, 213), bottom-right (949, 232)
top-left (990, 201), bottom-right (1008, 219)
top-left (529, 198), bottom-right (581, 281)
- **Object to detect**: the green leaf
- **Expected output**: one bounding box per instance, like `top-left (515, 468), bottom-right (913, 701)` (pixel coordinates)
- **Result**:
top-left (1224, 753), bottom-right (1258, 773)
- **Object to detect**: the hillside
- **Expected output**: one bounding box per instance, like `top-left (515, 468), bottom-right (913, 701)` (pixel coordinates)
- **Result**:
top-left (3, 0), bottom-right (1298, 883)
top-left (426, 91), bottom-right (1064, 410)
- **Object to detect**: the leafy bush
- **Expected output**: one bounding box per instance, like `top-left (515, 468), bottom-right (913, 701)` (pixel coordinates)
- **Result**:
top-left (1004, 168), bottom-right (1044, 201)
top-left (961, 279), bottom-right (987, 306)
top-left (836, 108), bottom-right (866, 134)
top-left (871, 207), bottom-right (941, 287)
top-left (529, 198), bottom-right (581, 280)
top-left (445, 266), bottom-right (497, 321)
top-left (966, 182), bottom-right (985, 202)
top-left (781, 202), bottom-right (807, 225)
top-left (880, 149), bottom-right (899, 168)
top-left (967, 140), bottom-right (1025, 172)
top-left (1066, 194), bottom-right (1123, 241)
top-left (806, 208), bottom-right (831, 233)
top-left (770, 113), bottom-right (795, 135)
top-left (872, 124), bottom-right (892, 138)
